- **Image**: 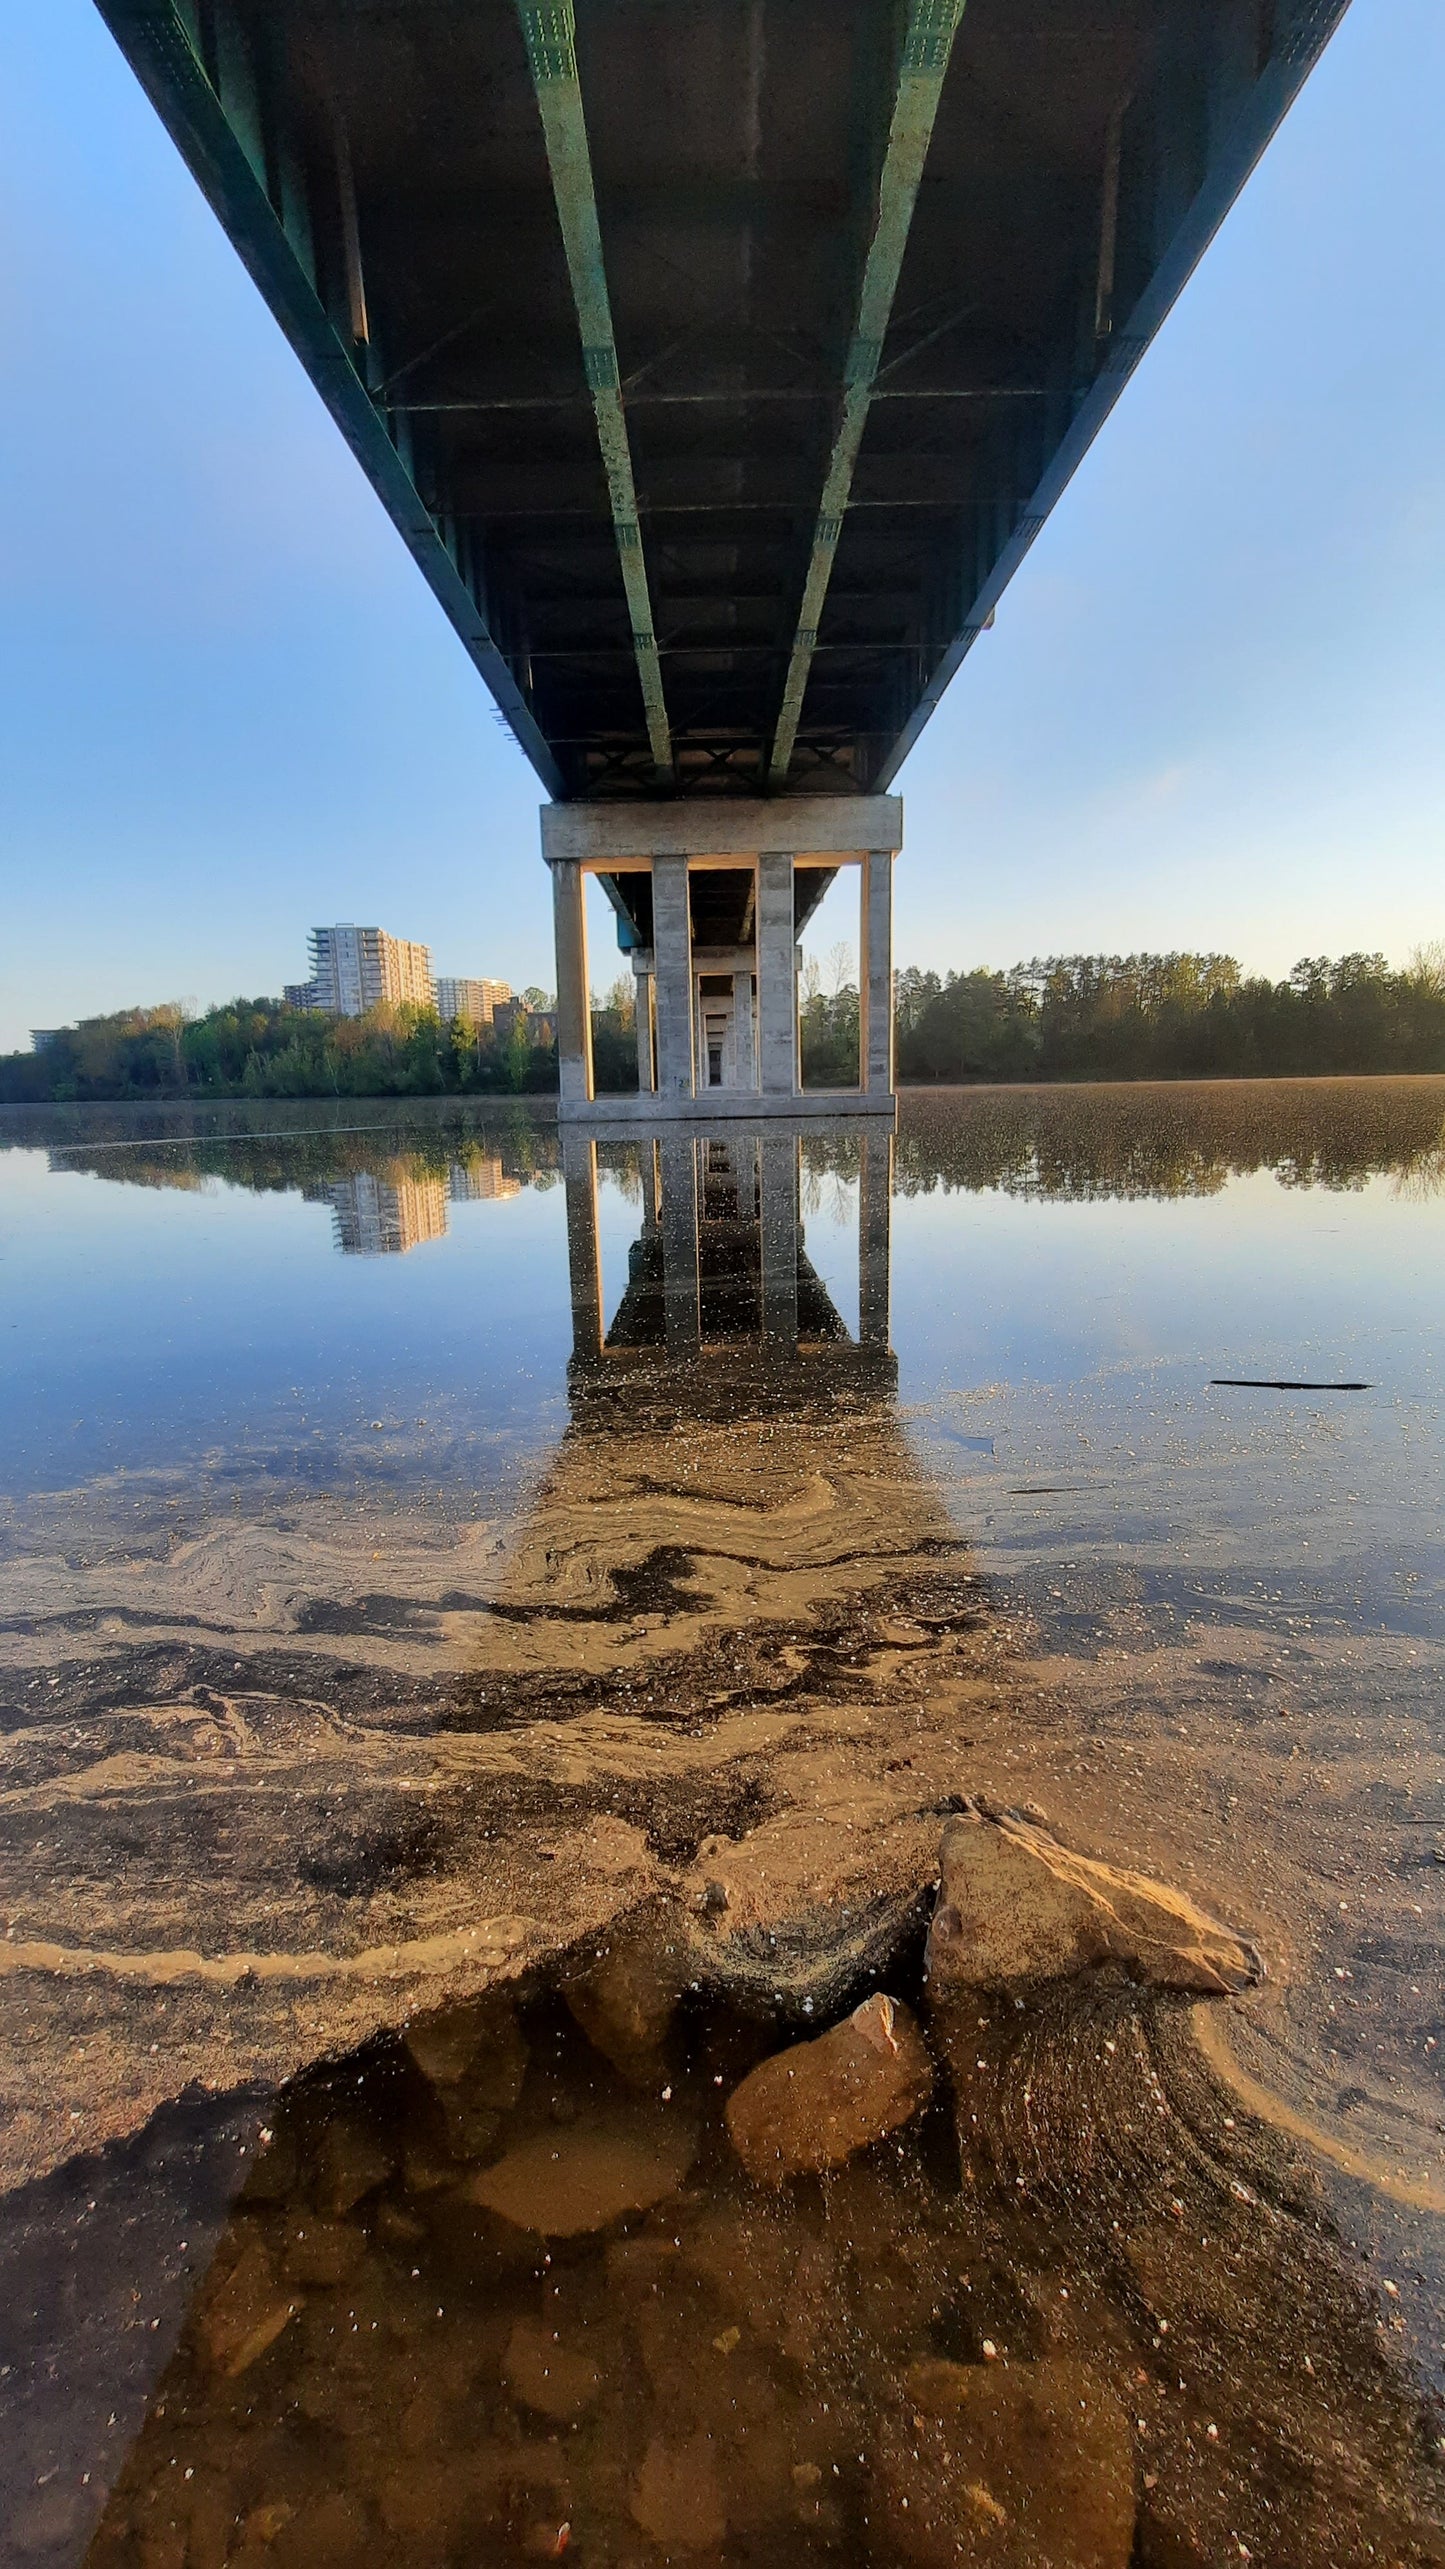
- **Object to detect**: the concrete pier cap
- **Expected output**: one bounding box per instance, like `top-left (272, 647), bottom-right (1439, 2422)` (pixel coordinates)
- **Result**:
top-left (540, 796), bottom-right (901, 1123)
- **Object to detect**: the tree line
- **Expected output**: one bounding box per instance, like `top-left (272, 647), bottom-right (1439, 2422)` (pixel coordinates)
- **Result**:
top-left (0, 997), bottom-right (560, 1103)
top-left (3, 949), bottom-right (1442, 1103)
top-left (822, 948), bottom-right (1445, 1085)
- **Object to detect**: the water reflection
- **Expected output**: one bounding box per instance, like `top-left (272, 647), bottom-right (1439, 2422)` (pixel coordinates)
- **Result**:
top-left (0, 1091), bottom-right (1442, 2565)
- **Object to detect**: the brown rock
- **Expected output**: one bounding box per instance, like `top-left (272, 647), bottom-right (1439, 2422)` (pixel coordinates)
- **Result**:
top-left (270, 2491), bottom-right (370, 2569)
top-left (240, 2503), bottom-right (294, 2546)
top-left (466, 2109), bottom-right (696, 2235)
top-left (193, 2239), bottom-right (299, 2380)
top-left (405, 1993), bottom-right (529, 2156)
top-left (725, 1992), bottom-right (934, 2184)
top-left (925, 1808), bottom-right (1261, 1999)
top-left (564, 1927), bottom-right (680, 2085)
top-left (503, 2315), bottom-right (603, 2421)
top-left (875, 2357), bottom-right (1135, 2568)
top-left (630, 2433), bottom-right (727, 2552)
top-left (405, 1993), bottom-right (526, 2094)
top-left (315, 2114), bottom-right (395, 2215)
top-left (278, 2216), bottom-right (365, 2289)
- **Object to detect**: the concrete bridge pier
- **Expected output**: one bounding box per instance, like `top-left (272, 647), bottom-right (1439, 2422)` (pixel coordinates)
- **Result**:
top-left (541, 796), bottom-right (901, 1123)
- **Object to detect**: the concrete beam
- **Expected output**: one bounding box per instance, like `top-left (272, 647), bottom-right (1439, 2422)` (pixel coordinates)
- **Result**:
top-left (551, 857), bottom-right (593, 1106)
top-left (757, 852), bottom-right (799, 1099)
top-left (860, 849), bottom-right (894, 1095)
top-left (556, 1089), bottom-right (893, 1125)
top-left (633, 961), bottom-right (655, 1093)
top-left (650, 855), bottom-right (695, 1103)
top-left (767, 0), bottom-right (967, 784)
top-left (516, 1), bottom-right (673, 779)
top-left (541, 795), bottom-right (901, 865)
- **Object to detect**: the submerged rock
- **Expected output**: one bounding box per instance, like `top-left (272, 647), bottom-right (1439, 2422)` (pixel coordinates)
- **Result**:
top-left (277, 2215), bottom-right (365, 2289)
top-left (925, 1807), bottom-right (1261, 1999)
top-left (564, 1926), bottom-right (680, 2086)
top-left (404, 1992), bottom-right (529, 2157)
top-left (192, 2238), bottom-right (299, 2380)
top-left (726, 1991), bottom-right (934, 2184)
top-left (404, 1991), bottom-right (528, 2101)
top-left (874, 2356), bottom-right (1135, 2568)
top-left (630, 2432), bottom-right (728, 2551)
top-left (314, 2113), bottom-right (396, 2215)
top-left (503, 2315), bottom-right (602, 2422)
top-left (464, 2110), bottom-right (697, 2235)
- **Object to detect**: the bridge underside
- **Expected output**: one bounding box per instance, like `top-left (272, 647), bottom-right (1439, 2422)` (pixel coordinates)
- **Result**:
top-left (96, 0), bottom-right (1348, 804)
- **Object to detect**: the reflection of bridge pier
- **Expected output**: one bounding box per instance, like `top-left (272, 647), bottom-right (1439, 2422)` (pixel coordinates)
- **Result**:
top-left (562, 1121), bottom-right (892, 1389)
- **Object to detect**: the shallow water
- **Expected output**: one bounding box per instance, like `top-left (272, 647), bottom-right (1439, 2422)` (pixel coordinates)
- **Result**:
top-left (0, 1081), bottom-right (1441, 2567)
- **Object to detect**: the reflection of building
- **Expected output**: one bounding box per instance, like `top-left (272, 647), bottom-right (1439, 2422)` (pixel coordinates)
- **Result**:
top-left (326, 1169), bottom-right (448, 1255)
top-left (448, 1156), bottom-right (522, 1204)
top-left (435, 976), bottom-right (511, 1028)
top-left (302, 925), bottom-right (435, 1017)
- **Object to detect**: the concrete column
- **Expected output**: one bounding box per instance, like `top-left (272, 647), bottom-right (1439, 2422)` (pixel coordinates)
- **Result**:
top-left (858, 1125), bottom-right (892, 1348)
top-left (757, 852), bottom-right (798, 1097)
top-left (759, 1131), bottom-right (798, 1343)
top-left (651, 856), bottom-right (695, 1101)
top-left (551, 860), bottom-right (592, 1108)
top-left (658, 1132), bottom-right (700, 1352)
top-left (860, 850), bottom-right (894, 1095)
top-left (633, 958), bottom-right (654, 1093)
top-left (732, 969), bottom-right (756, 1091)
top-left (561, 1131), bottom-right (603, 1360)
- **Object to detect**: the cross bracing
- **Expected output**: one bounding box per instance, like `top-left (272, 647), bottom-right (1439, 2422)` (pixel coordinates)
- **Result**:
top-left (93, 0), bottom-right (1351, 801)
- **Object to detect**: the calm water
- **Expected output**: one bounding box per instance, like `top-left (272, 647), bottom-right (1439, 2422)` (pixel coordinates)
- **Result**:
top-left (0, 1082), bottom-right (1442, 2568)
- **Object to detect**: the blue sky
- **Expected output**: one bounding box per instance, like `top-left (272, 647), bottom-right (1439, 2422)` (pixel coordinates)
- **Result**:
top-left (1, 0), bottom-right (1441, 1049)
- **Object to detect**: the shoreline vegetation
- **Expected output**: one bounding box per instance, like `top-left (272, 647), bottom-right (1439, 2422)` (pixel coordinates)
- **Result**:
top-left (5, 1078), bottom-right (1443, 1204)
top-left (4, 948), bottom-right (1442, 1103)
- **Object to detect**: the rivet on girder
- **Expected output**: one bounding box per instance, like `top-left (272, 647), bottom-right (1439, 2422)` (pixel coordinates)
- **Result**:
top-left (519, 5), bottom-right (576, 85)
top-left (903, 0), bottom-right (966, 77)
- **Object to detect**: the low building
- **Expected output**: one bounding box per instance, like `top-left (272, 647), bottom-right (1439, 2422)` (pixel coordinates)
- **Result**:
top-left (29, 1030), bottom-right (66, 1053)
top-left (493, 999), bottom-right (557, 1047)
top-left (282, 982), bottom-right (317, 1011)
top-left (304, 925), bottom-right (434, 1017)
top-left (435, 975), bottom-right (512, 1027)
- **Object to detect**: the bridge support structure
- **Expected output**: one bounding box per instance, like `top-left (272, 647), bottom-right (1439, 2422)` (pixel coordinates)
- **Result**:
top-left (540, 796), bottom-right (901, 1122)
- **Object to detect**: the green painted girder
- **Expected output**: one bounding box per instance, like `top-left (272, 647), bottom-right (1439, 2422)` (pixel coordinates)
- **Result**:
top-left (517, 3), bottom-right (673, 783)
top-left (92, 0), bottom-right (567, 801)
top-left (767, 0), bottom-right (966, 788)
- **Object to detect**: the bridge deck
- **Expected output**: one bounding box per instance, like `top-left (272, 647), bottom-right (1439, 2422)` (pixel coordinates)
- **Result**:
top-left (95, 0), bottom-right (1348, 801)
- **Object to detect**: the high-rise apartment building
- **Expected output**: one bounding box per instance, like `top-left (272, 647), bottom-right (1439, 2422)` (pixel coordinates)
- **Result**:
top-left (434, 976), bottom-right (511, 1028)
top-left (305, 925), bottom-right (434, 1017)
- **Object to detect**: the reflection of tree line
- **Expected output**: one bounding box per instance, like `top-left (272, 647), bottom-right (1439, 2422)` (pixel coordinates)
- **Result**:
top-left (895, 1077), bottom-right (1445, 1201)
top-left (15, 1078), bottom-right (1445, 1215)
top-left (39, 1120), bottom-right (563, 1200)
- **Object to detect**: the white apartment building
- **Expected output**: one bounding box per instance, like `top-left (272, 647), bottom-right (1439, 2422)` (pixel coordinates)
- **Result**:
top-left (306, 925), bottom-right (435, 1017)
top-left (434, 975), bottom-right (512, 1027)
